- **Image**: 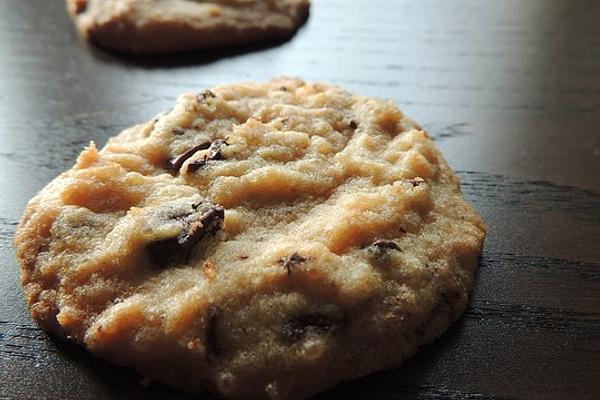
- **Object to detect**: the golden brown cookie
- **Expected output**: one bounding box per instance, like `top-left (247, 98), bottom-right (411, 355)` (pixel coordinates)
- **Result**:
top-left (15, 78), bottom-right (485, 399)
top-left (66, 0), bottom-right (310, 54)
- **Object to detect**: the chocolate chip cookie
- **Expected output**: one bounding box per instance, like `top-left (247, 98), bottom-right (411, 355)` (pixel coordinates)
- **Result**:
top-left (66, 0), bottom-right (310, 54)
top-left (15, 78), bottom-right (486, 399)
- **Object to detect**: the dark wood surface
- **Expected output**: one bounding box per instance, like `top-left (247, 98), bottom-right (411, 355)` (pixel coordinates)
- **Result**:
top-left (1, 1), bottom-right (599, 399)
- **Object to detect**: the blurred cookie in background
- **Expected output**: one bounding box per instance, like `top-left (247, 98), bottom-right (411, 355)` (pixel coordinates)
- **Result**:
top-left (66, 0), bottom-right (310, 54)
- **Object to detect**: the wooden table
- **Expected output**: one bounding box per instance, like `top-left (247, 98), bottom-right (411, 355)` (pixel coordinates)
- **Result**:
top-left (1, 1), bottom-right (599, 399)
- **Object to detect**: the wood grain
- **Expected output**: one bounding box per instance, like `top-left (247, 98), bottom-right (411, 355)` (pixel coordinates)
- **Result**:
top-left (1, 0), bottom-right (599, 399)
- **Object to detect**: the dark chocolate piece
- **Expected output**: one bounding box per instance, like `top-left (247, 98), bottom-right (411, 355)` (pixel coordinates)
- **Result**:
top-left (371, 239), bottom-right (401, 251)
top-left (279, 252), bottom-right (307, 275)
top-left (188, 140), bottom-right (227, 172)
top-left (349, 120), bottom-right (358, 129)
top-left (169, 142), bottom-right (211, 171)
top-left (147, 204), bottom-right (225, 267)
top-left (282, 313), bottom-right (348, 341)
top-left (406, 177), bottom-right (425, 187)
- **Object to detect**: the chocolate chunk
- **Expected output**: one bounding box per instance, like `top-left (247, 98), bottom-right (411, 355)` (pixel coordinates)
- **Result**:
top-left (282, 313), bottom-right (348, 341)
top-left (188, 160), bottom-right (207, 172)
top-left (197, 90), bottom-right (216, 102)
top-left (169, 142), bottom-right (211, 171)
top-left (406, 177), bottom-right (425, 187)
top-left (188, 140), bottom-right (227, 172)
top-left (172, 127), bottom-right (186, 135)
top-left (349, 120), bottom-right (358, 129)
top-left (279, 252), bottom-right (307, 275)
top-left (371, 239), bottom-right (401, 251)
top-left (147, 204), bottom-right (225, 267)
top-left (368, 240), bottom-right (401, 261)
top-left (205, 306), bottom-right (219, 361)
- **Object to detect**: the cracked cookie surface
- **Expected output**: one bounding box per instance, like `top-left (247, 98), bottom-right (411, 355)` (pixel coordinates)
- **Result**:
top-left (15, 78), bottom-right (486, 399)
top-left (66, 0), bottom-right (310, 54)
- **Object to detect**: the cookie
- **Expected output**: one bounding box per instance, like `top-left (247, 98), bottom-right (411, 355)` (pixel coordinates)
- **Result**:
top-left (15, 78), bottom-right (486, 399)
top-left (66, 0), bottom-right (310, 54)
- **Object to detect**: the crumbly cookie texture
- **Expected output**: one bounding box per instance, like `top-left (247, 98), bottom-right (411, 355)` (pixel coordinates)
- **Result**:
top-left (15, 78), bottom-right (485, 400)
top-left (66, 0), bottom-right (310, 54)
